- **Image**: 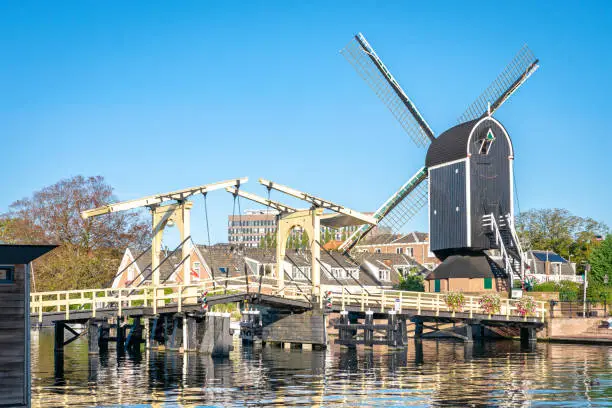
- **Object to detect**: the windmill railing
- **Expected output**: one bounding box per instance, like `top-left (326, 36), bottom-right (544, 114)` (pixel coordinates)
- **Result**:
top-left (483, 213), bottom-right (517, 284)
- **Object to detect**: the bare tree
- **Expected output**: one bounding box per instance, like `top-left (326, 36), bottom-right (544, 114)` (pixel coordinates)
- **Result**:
top-left (2, 175), bottom-right (151, 290)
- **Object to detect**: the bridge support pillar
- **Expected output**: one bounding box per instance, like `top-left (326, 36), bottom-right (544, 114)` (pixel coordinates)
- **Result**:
top-left (126, 317), bottom-right (143, 351)
top-left (386, 311), bottom-right (405, 348)
top-left (116, 317), bottom-right (126, 349)
top-left (168, 313), bottom-right (184, 351)
top-left (199, 313), bottom-right (232, 357)
top-left (465, 323), bottom-right (474, 343)
top-left (54, 321), bottom-right (65, 353)
top-left (414, 320), bottom-right (423, 339)
top-left (88, 319), bottom-right (103, 354)
top-left (338, 311), bottom-right (355, 349)
top-left (184, 313), bottom-right (201, 352)
top-left (364, 310), bottom-right (374, 348)
top-left (147, 317), bottom-right (164, 350)
top-left (520, 327), bottom-right (537, 345)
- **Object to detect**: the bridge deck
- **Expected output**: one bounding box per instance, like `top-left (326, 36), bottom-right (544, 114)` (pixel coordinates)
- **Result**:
top-left (30, 277), bottom-right (547, 326)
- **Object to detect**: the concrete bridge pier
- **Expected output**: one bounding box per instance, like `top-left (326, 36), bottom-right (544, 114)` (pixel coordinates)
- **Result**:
top-left (520, 326), bottom-right (537, 346)
top-left (198, 312), bottom-right (232, 357)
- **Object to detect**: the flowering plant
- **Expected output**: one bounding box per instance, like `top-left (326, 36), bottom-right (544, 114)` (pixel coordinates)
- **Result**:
top-left (478, 294), bottom-right (501, 315)
top-left (515, 296), bottom-right (536, 317)
top-left (444, 291), bottom-right (466, 312)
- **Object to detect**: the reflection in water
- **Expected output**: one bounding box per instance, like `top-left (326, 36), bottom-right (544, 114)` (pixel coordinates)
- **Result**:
top-left (31, 328), bottom-right (612, 407)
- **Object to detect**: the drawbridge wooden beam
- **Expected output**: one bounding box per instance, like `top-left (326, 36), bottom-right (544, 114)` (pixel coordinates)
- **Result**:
top-left (225, 187), bottom-right (299, 214)
top-left (81, 177), bottom-right (248, 219)
top-left (258, 178), bottom-right (377, 225)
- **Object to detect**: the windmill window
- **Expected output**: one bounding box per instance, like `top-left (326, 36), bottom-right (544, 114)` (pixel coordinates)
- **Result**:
top-left (375, 248), bottom-right (381, 253)
top-left (478, 128), bottom-right (496, 155)
top-left (396, 247), bottom-right (403, 254)
top-left (0, 266), bottom-right (14, 284)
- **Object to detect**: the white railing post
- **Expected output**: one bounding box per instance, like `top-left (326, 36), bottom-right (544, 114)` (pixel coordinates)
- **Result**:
top-left (178, 286), bottom-right (182, 313)
top-left (118, 289), bottom-right (122, 318)
top-left (505, 298), bottom-right (510, 320)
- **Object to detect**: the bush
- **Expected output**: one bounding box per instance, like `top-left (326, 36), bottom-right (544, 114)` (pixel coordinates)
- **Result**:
top-left (444, 291), bottom-right (465, 312)
top-left (532, 280), bottom-right (582, 301)
top-left (396, 275), bottom-right (425, 292)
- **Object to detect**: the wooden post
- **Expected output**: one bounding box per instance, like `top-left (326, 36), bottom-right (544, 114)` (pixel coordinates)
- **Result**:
top-left (88, 320), bottom-right (100, 355)
top-left (364, 310), bottom-right (374, 348)
top-left (414, 319), bottom-right (423, 339)
top-left (116, 317), bottom-right (126, 349)
top-left (168, 314), bottom-right (183, 351)
top-left (54, 322), bottom-right (65, 353)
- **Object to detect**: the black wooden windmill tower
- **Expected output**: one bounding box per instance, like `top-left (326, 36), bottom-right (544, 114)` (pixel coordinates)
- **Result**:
top-left (339, 33), bottom-right (539, 293)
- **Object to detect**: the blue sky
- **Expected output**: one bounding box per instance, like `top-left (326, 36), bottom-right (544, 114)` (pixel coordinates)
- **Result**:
top-left (2, 1), bottom-right (611, 246)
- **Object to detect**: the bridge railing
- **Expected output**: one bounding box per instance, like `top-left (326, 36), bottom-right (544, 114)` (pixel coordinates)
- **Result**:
top-left (31, 280), bottom-right (546, 323)
top-left (30, 276), bottom-right (308, 323)
top-left (325, 286), bottom-right (547, 322)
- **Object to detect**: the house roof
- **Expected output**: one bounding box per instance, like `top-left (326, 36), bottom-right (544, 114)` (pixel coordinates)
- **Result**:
top-left (0, 244), bottom-right (57, 264)
top-left (425, 119), bottom-right (478, 167)
top-left (526, 250), bottom-right (575, 276)
top-left (530, 250), bottom-right (567, 263)
top-left (424, 253), bottom-right (507, 280)
top-left (130, 248), bottom-right (184, 283)
top-left (358, 233), bottom-right (401, 246)
top-left (391, 232), bottom-right (429, 244)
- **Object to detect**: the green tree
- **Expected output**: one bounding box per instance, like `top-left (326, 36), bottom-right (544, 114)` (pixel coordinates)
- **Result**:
top-left (587, 235), bottom-right (612, 301)
top-left (396, 275), bottom-right (425, 292)
top-left (516, 208), bottom-right (608, 272)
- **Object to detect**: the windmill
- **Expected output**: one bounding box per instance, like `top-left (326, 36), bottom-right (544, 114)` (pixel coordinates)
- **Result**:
top-left (339, 33), bottom-right (539, 289)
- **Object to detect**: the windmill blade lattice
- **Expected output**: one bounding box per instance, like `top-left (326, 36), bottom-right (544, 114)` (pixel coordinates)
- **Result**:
top-left (458, 45), bottom-right (539, 123)
top-left (376, 176), bottom-right (428, 238)
top-left (340, 167), bottom-right (428, 251)
top-left (341, 33), bottom-right (435, 148)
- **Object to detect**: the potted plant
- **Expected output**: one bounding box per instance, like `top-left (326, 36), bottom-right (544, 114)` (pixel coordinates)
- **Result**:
top-left (515, 296), bottom-right (536, 317)
top-left (444, 291), bottom-right (466, 312)
top-left (479, 294), bottom-right (501, 315)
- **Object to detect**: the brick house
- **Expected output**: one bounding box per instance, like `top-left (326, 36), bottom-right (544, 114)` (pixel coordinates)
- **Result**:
top-left (353, 232), bottom-right (440, 270)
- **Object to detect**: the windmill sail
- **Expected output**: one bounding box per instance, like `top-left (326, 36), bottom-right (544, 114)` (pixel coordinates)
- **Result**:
top-left (458, 45), bottom-right (539, 123)
top-left (342, 33), bottom-right (435, 147)
top-left (340, 167), bottom-right (428, 252)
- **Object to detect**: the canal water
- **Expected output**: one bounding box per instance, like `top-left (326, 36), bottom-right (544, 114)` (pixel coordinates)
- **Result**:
top-left (32, 329), bottom-right (612, 407)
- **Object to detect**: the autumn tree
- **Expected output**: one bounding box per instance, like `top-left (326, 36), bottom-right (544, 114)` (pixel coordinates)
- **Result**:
top-left (2, 176), bottom-right (151, 290)
top-left (516, 208), bottom-right (608, 272)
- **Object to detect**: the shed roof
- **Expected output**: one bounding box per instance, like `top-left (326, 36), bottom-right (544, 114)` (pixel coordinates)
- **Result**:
top-left (424, 253), bottom-right (507, 280)
top-left (0, 244), bottom-right (57, 264)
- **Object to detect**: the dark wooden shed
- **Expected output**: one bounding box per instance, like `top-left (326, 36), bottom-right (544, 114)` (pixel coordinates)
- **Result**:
top-left (0, 244), bottom-right (56, 408)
